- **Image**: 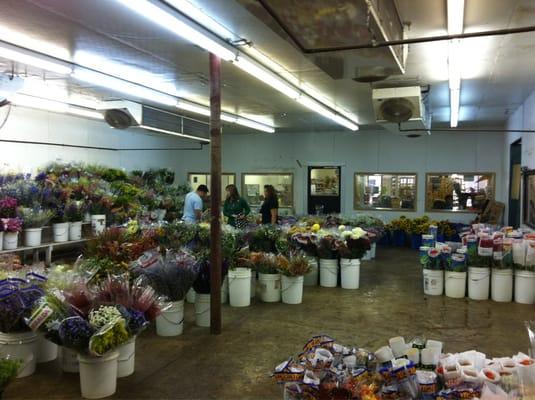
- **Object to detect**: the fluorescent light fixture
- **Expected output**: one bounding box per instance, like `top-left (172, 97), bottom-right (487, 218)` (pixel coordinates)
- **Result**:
top-left (450, 88), bottom-right (460, 128)
top-left (298, 96), bottom-right (358, 131)
top-left (234, 55), bottom-right (300, 100)
top-left (138, 124), bottom-right (210, 143)
top-left (447, 0), bottom-right (465, 35)
top-left (448, 40), bottom-right (461, 90)
top-left (67, 108), bottom-right (103, 120)
top-left (163, 0), bottom-right (235, 40)
top-left (73, 68), bottom-right (177, 106)
top-left (115, 0), bottom-right (235, 61)
top-left (178, 100), bottom-right (275, 132)
top-left (10, 93), bottom-right (103, 120)
top-left (235, 117), bottom-right (275, 133)
top-left (0, 41), bottom-right (71, 75)
top-left (177, 101), bottom-right (211, 116)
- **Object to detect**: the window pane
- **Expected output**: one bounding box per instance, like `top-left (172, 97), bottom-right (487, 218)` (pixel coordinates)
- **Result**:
top-left (243, 173), bottom-right (293, 208)
top-left (354, 173), bottom-right (417, 211)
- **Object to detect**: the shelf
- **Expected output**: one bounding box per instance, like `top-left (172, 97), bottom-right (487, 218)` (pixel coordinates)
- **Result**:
top-left (0, 238), bottom-right (91, 265)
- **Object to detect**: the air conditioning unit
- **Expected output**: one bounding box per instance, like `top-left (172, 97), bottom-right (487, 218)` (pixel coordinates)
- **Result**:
top-left (372, 86), bottom-right (431, 137)
top-left (98, 100), bottom-right (209, 141)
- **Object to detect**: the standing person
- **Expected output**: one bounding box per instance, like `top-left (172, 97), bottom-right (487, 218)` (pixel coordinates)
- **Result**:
top-left (182, 184), bottom-right (209, 224)
top-left (260, 184), bottom-right (279, 225)
top-left (223, 184), bottom-right (250, 228)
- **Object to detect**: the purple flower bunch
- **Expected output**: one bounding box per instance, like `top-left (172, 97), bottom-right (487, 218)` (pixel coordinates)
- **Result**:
top-left (0, 197), bottom-right (18, 218)
top-left (58, 316), bottom-right (95, 351)
top-left (0, 277), bottom-right (45, 332)
top-left (0, 217), bottom-right (22, 233)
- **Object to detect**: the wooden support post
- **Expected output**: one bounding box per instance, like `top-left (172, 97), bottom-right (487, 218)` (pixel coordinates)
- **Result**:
top-left (209, 53), bottom-right (222, 334)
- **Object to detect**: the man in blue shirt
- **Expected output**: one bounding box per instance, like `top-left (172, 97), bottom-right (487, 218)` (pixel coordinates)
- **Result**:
top-left (182, 185), bottom-right (209, 223)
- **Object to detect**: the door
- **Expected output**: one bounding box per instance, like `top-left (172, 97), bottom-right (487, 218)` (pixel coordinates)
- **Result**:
top-left (508, 139), bottom-right (522, 227)
top-left (307, 166), bottom-right (341, 214)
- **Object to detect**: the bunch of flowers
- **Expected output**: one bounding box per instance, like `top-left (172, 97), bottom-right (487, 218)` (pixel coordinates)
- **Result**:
top-left (0, 197), bottom-right (18, 218)
top-left (337, 227), bottom-right (371, 259)
top-left (0, 180), bottom-right (43, 209)
top-left (192, 257), bottom-right (229, 294)
top-left (277, 254), bottom-right (311, 277)
top-left (247, 225), bottom-right (282, 253)
top-left (0, 217), bottom-right (22, 233)
top-left (250, 252), bottom-right (279, 274)
top-left (64, 201), bottom-right (84, 222)
top-left (289, 232), bottom-right (318, 257)
top-left (0, 356), bottom-right (22, 392)
top-left (0, 273), bottom-right (46, 332)
top-left (130, 249), bottom-right (200, 302)
top-left (18, 207), bottom-right (54, 229)
top-left (316, 235), bottom-right (342, 260)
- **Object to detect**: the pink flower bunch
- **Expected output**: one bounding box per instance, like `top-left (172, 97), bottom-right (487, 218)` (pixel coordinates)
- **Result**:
top-left (0, 197), bottom-right (18, 218)
top-left (0, 218), bottom-right (23, 233)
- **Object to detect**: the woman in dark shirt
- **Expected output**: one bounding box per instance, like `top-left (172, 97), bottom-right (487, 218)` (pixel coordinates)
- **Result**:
top-left (260, 184), bottom-right (279, 224)
top-left (223, 184), bottom-right (250, 227)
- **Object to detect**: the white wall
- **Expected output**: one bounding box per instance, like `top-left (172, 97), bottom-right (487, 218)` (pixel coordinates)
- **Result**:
top-left (0, 106), bottom-right (193, 175)
top-left (503, 90), bottom-right (535, 226)
top-left (178, 129), bottom-right (505, 223)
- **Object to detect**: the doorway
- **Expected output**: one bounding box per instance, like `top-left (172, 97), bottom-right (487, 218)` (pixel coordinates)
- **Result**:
top-left (307, 166), bottom-right (341, 214)
top-left (508, 139), bottom-right (522, 227)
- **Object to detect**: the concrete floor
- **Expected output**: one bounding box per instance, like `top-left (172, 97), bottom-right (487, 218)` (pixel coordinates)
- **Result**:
top-left (6, 247), bottom-right (535, 399)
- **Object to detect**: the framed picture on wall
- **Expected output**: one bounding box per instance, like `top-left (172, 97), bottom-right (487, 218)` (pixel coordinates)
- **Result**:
top-left (523, 169), bottom-right (535, 228)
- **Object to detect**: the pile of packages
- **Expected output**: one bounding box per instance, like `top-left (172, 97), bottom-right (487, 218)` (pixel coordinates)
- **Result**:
top-left (273, 329), bottom-right (535, 399)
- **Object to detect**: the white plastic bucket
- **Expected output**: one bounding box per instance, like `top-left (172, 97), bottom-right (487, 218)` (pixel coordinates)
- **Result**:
top-left (362, 249), bottom-right (372, 261)
top-left (156, 300), bottom-right (184, 336)
top-left (370, 243), bottom-right (376, 259)
top-left (468, 267), bottom-right (490, 300)
top-left (258, 273), bottom-right (281, 302)
top-left (303, 257), bottom-right (318, 286)
top-left (69, 221), bottom-right (83, 241)
top-left (195, 294), bottom-right (210, 327)
top-left (186, 288), bottom-right (196, 303)
top-left (0, 331), bottom-right (37, 378)
top-left (221, 275), bottom-right (229, 304)
top-left (340, 258), bottom-right (360, 289)
top-left (423, 269), bottom-right (444, 296)
top-left (319, 259), bottom-right (338, 287)
top-left (445, 271), bottom-right (467, 298)
top-left (3, 232), bottom-right (18, 250)
top-left (228, 268), bottom-right (251, 307)
top-left (24, 228), bottom-right (43, 247)
top-left (515, 270), bottom-right (535, 304)
top-left (52, 222), bottom-right (69, 243)
top-left (117, 337), bottom-right (135, 378)
top-left (0, 231), bottom-right (3, 251)
top-left (60, 347), bottom-right (79, 373)
top-left (491, 269), bottom-right (513, 302)
top-left (91, 215), bottom-right (106, 236)
top-left (37, 333), bottom-right (57, 363)
top-left (78, 350), bottom-right (118, 399)
top-left (281, 275), bottom-right (304, 304)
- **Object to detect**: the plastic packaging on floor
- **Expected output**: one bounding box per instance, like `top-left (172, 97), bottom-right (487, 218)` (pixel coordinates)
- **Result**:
top-left (272, 331), bottom-right (535, 400)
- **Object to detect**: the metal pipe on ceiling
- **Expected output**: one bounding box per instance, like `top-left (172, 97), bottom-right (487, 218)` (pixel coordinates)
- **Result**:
top-left (302, 25), bottom-right (535, 54)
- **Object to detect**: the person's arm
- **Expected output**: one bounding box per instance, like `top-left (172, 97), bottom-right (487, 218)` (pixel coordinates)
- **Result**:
top-left (270, 208), bottom-right (278, 224)
top-left (241, 198), bottom-right (251, 216)
top-left (194, 196), bottom-right (203, 222)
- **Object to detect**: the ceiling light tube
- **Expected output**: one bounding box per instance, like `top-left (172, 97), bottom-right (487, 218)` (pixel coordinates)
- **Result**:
top-left (0, 41), bottom-right (72, 75)
top-left (73, 68), bottom-right (177, 106)
top-left (115, 0), bottom-right (235, 61)
top-left (10, 94), bottom-right (103, 120)
top-left (178, 100), bottom-right (275, 132)
top-left (450, 88), bottom-right (460, 128)
top-left (234, 54), bottom-right (301, 100)
top-left (298, 96), bottom-right (359, 131)
top-left (67, 107), bottom-right (104, 120)
top-left (448, 41), bottom-right (461, 90)
top-left (137, 124), bottom-right (210, 143)
top-left (447, 0), bottom-right (465, 35)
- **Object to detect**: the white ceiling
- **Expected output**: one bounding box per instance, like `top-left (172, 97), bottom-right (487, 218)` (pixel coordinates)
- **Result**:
top-left (0, 0), bottom-right (534, 132)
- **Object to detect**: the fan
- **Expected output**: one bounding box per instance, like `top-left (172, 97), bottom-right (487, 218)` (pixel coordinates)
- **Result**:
top-left (378, 98), bottom-right (415, 123)
top-left (104, 109), bottom-right (133, 129)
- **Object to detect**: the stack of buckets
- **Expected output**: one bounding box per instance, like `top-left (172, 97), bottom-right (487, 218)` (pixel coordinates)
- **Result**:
top-left (420, 228), bottom-right (535, 304)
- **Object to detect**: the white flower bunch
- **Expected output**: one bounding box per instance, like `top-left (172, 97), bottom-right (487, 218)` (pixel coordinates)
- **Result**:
top-left (89, 305), bottom-right (123, 329)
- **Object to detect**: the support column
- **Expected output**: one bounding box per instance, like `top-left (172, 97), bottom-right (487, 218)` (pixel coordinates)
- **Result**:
top-left (209, 53), bottom-right (222, 334)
